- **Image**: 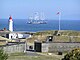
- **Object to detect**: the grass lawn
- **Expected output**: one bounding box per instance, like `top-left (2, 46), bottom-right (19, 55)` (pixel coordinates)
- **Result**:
top-left (7, 52), bottom-right (62, 60)
top-left (8, 56), bottom-right (61, 60)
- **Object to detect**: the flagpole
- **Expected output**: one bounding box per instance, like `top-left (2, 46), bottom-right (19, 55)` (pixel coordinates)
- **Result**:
top-left (59, 12), bottom-right (61, 31)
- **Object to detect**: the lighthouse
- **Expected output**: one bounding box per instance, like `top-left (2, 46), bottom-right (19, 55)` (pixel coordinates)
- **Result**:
top-left (9, 16), bottom-right (13, 32)
top-left (7, 16), bottom-right (24, 39)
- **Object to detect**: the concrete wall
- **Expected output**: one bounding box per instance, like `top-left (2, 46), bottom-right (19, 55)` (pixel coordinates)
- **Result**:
top-left (27, 43), bottom-right (34, 50)
top-left (42, 43), bottom-right (49, 52)
top-left (42, 42), bottom-right (80, 52)
top-left (0, 42), bottom-right (26, 53)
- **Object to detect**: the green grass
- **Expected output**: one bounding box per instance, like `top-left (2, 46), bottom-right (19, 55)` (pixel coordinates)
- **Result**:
top-left (7, 52), bottom-right (62, 60)
top-left (54, 36), bottom-right (69, 42)
top-left (9, 52), bottom-right (25, 56)
top-left (8, 56), bottom-right (61, 60)
top-left (32, 30), bottom-right (80, 43)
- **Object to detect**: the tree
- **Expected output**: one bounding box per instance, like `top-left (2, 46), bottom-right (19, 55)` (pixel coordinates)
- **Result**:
top-left (62, 48), bottom-right (80, 60)
top-left (0, 49), bottom-right (8, 60)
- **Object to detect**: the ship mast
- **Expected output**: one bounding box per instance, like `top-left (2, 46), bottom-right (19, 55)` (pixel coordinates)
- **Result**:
top-left (40, 12), bottom-right (45, 20)
top-left (34, 12), bottom-right (39, 20)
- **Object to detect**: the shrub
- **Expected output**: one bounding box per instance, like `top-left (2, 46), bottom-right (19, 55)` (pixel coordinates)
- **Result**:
top-left (0, 49), bottom-right (8, 60)
top-left (62, 48), bottom-right (80, 60)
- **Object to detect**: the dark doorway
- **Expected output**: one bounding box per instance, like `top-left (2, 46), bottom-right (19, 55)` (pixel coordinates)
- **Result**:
top-left (34, 42), bottom-right (42, 52)
top-left (6, 34), bottom-right (9, 38)
top-left (11, 36), bottom-right (12, 39)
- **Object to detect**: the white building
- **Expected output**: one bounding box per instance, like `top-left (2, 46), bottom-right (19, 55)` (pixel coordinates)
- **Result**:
top-left (7, 16), bottom-right (30, 40)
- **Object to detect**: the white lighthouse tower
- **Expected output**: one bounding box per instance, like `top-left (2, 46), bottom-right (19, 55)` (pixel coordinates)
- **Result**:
top-left (8, 16), bottom-right (15, 39)
top-left (9, 16), bottom-right (13, 32)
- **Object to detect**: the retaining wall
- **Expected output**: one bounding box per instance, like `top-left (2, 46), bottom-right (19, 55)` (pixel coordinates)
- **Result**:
top-left (0, 42), bottom-right (26, 53)
top-left (42, 42), bottom-right (80, 52)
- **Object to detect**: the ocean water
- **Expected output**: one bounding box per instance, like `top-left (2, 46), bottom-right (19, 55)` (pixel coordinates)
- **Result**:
top-left (0, 19), bottom-right (80, 32)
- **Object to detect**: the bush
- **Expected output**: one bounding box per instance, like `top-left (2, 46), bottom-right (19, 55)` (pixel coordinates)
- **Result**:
top-left (0, 49), bottom-right (8, 60)
top-left (62, 48), bottom-right (80, 60)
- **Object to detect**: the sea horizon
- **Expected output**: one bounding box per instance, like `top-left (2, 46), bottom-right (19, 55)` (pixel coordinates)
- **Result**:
top-left (0, 19), bottom-right (80, 32)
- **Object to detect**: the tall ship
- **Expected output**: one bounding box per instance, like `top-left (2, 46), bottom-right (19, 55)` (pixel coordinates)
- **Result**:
top-left (27, 12), bottom-right (47, 24)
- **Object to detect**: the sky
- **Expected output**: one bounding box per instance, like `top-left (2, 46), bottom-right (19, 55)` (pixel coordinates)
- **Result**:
top-left (0, 0), bottom-right (80, 20)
